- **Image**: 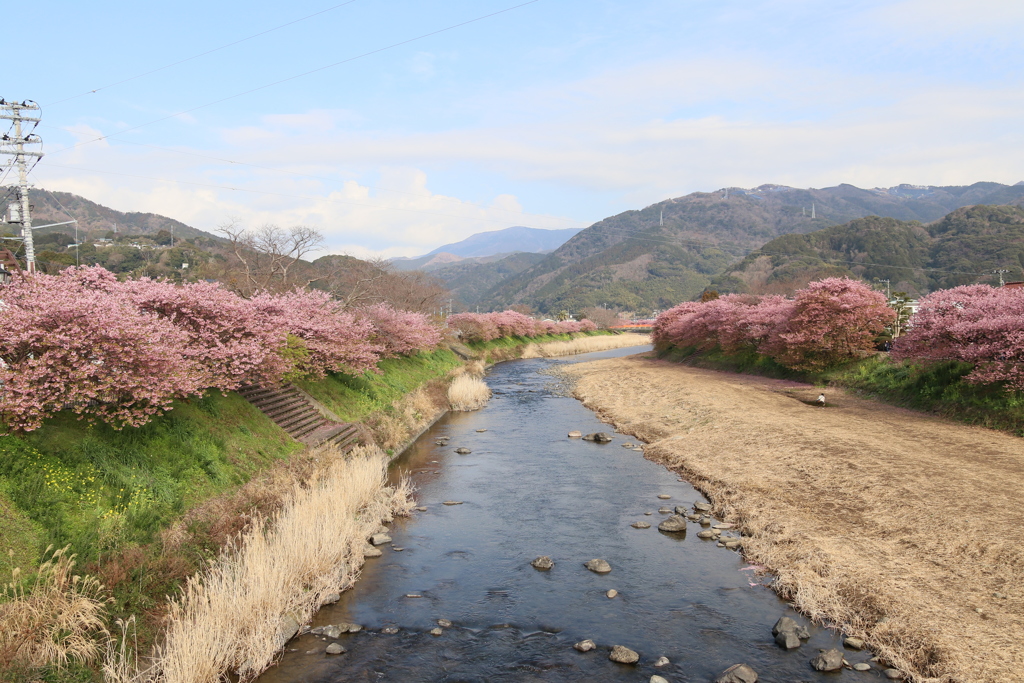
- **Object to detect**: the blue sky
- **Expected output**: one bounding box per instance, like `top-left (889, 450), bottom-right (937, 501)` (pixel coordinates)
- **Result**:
top-left (12, 0), bottom-right (1024, 256)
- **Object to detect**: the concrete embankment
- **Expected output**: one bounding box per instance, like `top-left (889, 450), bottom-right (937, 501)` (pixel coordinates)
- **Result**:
top-left (565, 353), bottom-right (1024, 683)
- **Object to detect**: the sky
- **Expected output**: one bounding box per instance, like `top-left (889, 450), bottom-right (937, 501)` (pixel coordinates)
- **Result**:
top-left (8, 0), bottom-right (1024, 257)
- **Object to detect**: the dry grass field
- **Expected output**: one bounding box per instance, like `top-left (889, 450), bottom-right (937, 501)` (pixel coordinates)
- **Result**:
top-left (105, 443), bottom-right (411, 683)
top-left (566, 354), bottom-right (1024, 683)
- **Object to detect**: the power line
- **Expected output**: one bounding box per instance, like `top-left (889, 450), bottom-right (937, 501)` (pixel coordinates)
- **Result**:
top-left (42, 0), bottom-right (544, 157)
top-left (44, 1), bottom-right (362, 107)
top-left (37, 161), bottom-right (577, 230)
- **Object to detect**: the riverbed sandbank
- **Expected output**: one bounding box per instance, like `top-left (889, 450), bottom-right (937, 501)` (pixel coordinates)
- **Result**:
top-left (565, 354), bottom-right (1024, 683)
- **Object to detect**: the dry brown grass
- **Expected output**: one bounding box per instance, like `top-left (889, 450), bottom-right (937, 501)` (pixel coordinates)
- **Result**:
top-left (366, 380), bottom-right (450, 452)
top-left (106, 443), bottom-right (411, 683)
top-left (567, 355), bottom-right (1024, 683)
top-left (447, 374), bottom-right (491, 411)
top-left (520, 333), bottom-right (650, 358)
top-left (0, 546), bottom-right (110, 674)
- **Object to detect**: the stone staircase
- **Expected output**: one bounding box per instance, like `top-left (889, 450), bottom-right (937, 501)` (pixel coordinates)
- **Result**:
top-left (238, 384), bottom-right (361, 450)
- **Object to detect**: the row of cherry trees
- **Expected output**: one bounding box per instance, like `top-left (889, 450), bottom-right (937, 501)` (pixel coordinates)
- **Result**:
top-left (446, 310), bottom-right (597, 343)
top-left (654, 278), bottom-right (1024, 391)
top-left (0, 267), bottom-right (442, 431)
top-left (653, 278), bottom-right (895, 371)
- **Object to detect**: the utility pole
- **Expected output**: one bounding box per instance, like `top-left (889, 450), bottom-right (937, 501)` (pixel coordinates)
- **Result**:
top-left (993, 269), bottom-right (1010, 286)
top-left (811, 202), bottom-right (816, 219)
top-left (875, 278), bottom-right (891, 299)
top-left (0, 100), bottom-right (44, 272)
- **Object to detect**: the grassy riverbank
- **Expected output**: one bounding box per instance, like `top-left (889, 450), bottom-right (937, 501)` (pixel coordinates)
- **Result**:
top-left (0, 349), bottom-right (463, 681)
top-left (658, 345), bottom-right (1024, 436)
top-left (0, 331), bottom-right (637, 681)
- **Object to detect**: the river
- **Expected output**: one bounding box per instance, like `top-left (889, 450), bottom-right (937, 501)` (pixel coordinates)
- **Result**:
top-left (258, 346), bottom-right (863, 682)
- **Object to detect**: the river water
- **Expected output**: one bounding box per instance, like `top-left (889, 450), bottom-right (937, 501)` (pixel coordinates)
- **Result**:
top-left (259, 346), bottom-right (869, 682)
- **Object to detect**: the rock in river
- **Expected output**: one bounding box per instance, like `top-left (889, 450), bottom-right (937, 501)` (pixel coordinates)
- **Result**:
top-left (772, 616), bottom-right (810, 640)
top-left (325, 643), bottom-right (345, 655)
top-left (658, 515), bottom-right (687, 532)
top-left (631, 521), bottom-right (651, 529)
top-left (696, 529), bottom-right (720, 539)
top-left (568, 430), bottom-right (582, 438)
top-left (606, 589), bottom-right (618, 598)
top-left (574, 639), bottom-right (596, 652)
top-left (437, 619), bottom-right (453, 628)
top-left (810, 648), bottom-right (845, 672)
top-left (455, 447), bottom-right (472, 454)
top-left (651, 677), bottom-right (669, 683)
top-left (442, 501), bottom-right (463, 506)
top-left (584, 558), bottom-right (612, 574)
top-left (694, 501), bottom-right (712, 512)
top-left (775, 631), bottom-right (801, 650)
top-left (531, 556), bottom-right (554, 570)
top-left (609, 645), bottom-right (639, 664)
top-left (363, 543), bottom-right (383, 558)
top-left (657, 494), bottom-right (671, 499)
top-left (653, 656), bottom-right (670, 667)
top-left (369, 534), bottom-right (391, 546)
top-left (714, 663), bottom-right (758, 683)
top-left (844, 636), bottom-right (865, 650)
top-left (582, 432), bottom-right (613, 443)
top-left (429, 627), bottom-right (443, 636)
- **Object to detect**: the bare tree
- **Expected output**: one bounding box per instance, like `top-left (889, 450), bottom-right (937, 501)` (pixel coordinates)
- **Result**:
top-left (315, 255), bottom-right (448, 313)
top-left (216, 221), bottom-right (325, 296)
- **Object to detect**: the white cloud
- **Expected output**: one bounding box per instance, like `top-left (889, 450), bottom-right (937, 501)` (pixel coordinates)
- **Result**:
top-left (33, 47), bottom-right (1024, 256)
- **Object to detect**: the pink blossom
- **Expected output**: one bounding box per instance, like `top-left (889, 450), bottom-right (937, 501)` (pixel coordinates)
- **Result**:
top-left (893, 284), bottom-right (1024, 390)
top-left (0, 270), bottom-right (198, 431)
top-left (355, 303), bottom-right (443, 358)
top-left (253, 289), bottom-right (381, 377)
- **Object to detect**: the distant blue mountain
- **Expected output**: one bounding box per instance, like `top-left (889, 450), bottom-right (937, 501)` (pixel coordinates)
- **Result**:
top-left (426, 226), bottom-right (582, 258)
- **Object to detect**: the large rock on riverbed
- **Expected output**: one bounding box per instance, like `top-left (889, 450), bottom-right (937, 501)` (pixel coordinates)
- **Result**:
top-left (574, 639), bottom-right (596, 652)
top-left (582, 432), bottom-right (613, 443)
top-left (608, 645), bottom-right (639, 664)
top-left (658, 515), bottom-right (687, 532)
top-left (810, 648), bottom-right (844, 672)
top-left (584, 558), bottom-right (612, 573)
top-left (714, 663), bottom-right (758, 683)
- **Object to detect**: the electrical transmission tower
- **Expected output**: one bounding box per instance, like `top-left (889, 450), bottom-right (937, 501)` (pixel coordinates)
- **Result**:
top-left (993, 269), bottom-right (1010, 286)
top-left (0, 99), bottom-right (44, 272)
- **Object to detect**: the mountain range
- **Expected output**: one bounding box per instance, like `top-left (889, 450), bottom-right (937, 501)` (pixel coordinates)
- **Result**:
top-left (475, 182), bottom-right (1024, 314)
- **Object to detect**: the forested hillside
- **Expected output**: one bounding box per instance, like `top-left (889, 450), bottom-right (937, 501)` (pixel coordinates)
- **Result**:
top-left (723, 205), bottom-right (1024, 295)
top-left (478, 182), bottom-right (1024, 314)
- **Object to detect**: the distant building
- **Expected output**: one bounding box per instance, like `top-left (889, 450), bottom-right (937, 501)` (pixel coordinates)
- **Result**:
top-left (1003, 281), bottom-right (1024, 289)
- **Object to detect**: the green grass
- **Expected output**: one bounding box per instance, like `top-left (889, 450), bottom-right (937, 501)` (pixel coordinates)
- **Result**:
top-left (295, 348), bottom-right (462, 422)
top-left (658, 343), bottom-right (1024, 436)
top-left (828, 356), bottom-right (1024, 435)
top-left (0, 391), bottom-right (301, 571)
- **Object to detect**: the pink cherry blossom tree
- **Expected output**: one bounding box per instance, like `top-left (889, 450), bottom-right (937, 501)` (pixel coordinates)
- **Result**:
top-left (762, 278), bottom-right (894, 371)
top-left (893, 284), bottom-right (1024, 390)
top-left (354, 303), bottom-right (442, 358)
top-left (0, 271), bottom-right (198, 431)
top-left (253, 289), bottom-right (381, 378)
